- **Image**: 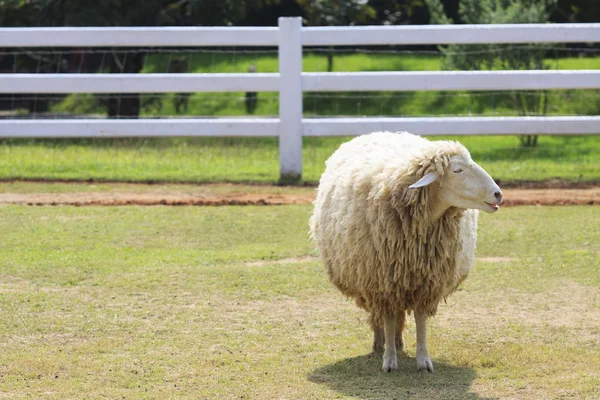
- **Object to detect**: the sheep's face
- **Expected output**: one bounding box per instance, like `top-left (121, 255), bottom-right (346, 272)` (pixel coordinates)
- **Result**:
top-left (441, 157), bottom-right (503, 214)
top-left (409, 155), bottom-right (503, 214)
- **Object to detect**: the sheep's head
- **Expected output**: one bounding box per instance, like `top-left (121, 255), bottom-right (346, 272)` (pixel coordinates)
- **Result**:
top-left (409, 148), bottom-right (503, 216)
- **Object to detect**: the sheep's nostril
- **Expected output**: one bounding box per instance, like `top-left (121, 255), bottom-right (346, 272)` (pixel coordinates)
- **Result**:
top-left (494, 191), bottom-right (503, 202)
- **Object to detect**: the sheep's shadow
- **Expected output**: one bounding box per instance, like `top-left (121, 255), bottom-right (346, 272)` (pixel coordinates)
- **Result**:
top-left (309, 352), bottom-right (498, 400)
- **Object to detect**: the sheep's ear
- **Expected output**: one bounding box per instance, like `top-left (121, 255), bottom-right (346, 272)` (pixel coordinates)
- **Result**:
top-left (409, 171), bottom-right (440, 189)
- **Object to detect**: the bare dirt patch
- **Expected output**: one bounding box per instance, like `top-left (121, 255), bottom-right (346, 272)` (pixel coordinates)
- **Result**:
top-left (501, 187), bottom-right (600, 206)
top-left (437, 281), bottom-right (600, 342)
top-left (0, 187), bottom-right (314, 206)
top-left (0, 182), bottom-right (599, 207)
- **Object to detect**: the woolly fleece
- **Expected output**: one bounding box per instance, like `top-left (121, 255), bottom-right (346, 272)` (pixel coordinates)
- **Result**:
top-left (309, 132), bottom-right (479, 328)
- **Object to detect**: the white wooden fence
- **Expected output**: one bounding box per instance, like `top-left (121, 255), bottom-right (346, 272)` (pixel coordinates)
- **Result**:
top-left (1, 18), bottom-right (600, 179)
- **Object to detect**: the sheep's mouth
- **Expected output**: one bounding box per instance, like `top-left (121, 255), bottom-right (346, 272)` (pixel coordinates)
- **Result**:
top-left (484, 201), bottom-right (500, 212)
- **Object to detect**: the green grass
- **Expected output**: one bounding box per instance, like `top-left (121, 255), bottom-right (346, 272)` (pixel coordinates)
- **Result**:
top-left (0, 204), bottom-right (598, 399)
top-left (2, 135), bottom-right (600, 184)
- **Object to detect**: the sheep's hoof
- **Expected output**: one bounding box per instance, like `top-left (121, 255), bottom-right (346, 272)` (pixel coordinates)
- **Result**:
top-left (382, 354), bottom-right (398, 372)
top-left (416, 354), bottom-right (434, 373)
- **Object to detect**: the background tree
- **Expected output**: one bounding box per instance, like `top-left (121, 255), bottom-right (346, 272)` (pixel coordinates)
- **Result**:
top-left (1, 0), bottom-right (253, 118)
top-left (39, 0), bottom-right (190, 118)
top-left (2, 0), bottom-right (597, 119)
top-left (426, 0), bottom-right (558, 147)
top-left (370, 0), bottom-right (428, 25)
top-left (0, 0), bottom-right (53, 113)
top-left (553, 0), bottom-right (600, 24)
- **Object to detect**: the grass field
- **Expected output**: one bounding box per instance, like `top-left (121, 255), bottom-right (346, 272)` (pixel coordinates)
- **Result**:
top-left (0, 204), bottom-right (598, 399)
top-left (2, 135), bottom-right (600, 184)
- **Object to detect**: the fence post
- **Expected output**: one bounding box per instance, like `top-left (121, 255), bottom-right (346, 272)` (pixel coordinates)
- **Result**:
top-left (278, 17), bottom-right (303, 183)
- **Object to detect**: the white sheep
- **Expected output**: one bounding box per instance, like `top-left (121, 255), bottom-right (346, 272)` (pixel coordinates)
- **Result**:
top-left (309, 131), bottom-right (502, 373)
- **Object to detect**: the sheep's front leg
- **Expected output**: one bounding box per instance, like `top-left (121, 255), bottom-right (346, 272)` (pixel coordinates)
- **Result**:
top-left (382, 313), bottom-right (398, 372)
top-left (414, 311), bottom-right (433, 372)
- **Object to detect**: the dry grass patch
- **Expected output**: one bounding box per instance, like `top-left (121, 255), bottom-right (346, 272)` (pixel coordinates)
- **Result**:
top-left (0, 205), bottom-right (598, 399)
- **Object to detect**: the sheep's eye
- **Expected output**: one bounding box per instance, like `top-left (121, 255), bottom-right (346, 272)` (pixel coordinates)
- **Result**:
top-left (453, 168), bottom-right (463, 173)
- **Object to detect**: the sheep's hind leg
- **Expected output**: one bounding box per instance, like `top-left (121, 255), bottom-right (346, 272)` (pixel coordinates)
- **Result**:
top-left (369, 309), bottom-right (384, 354)
top-left (372, 327), bottom-right (384, 354)
top-left (396, 310), bottom-right (406, 353)
top-left (372, 311), bottom-right (404, 354)
top-left (414, 311), bottom-right (433, 372)
top-left (382, 313), bottom-right (398, 372)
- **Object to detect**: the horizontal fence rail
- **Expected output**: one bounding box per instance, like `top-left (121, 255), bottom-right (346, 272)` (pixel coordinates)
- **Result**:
top-left (1, 18), bottom-right (600, 179)
top-left (302, 23), bottom-right (600, 46)
top-left (0, 119), bottom-right (280, 138)
top-left (5, 70), bottom-right (600, 94)
top-left (2, 23), bottom-right (599, 47)
top-left (2, 117), bottom-right (599, 138)
top-left (0, 73), bottom-right (280, 93)
top-left (0, 27), bottom-right (279, 47)
top-left (302, 70), bottom-right (600, 92)
top-left (303, 116), bottom-right (600, 136)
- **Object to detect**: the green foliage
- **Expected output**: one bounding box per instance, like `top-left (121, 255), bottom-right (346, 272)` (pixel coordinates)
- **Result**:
top-left (555, 0), bottom-right (600, 23)
top-left (426, 0), bottom-right (559, 147)
top-left (36, 0), bottom-right (252, 26)
top-left (298, 0), bottom-right (376, 26)
top-left (0, 0), bottom-right (40, 26)
top-left (428, 0), bottom-right (557, 71)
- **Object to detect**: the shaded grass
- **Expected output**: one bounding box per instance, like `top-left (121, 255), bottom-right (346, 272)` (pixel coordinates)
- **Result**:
top-left (0, 204), bottom-right (598, 398)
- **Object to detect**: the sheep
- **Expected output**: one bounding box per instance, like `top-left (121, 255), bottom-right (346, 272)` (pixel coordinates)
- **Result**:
top-left (309, 131), bottom-right (502, 373)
